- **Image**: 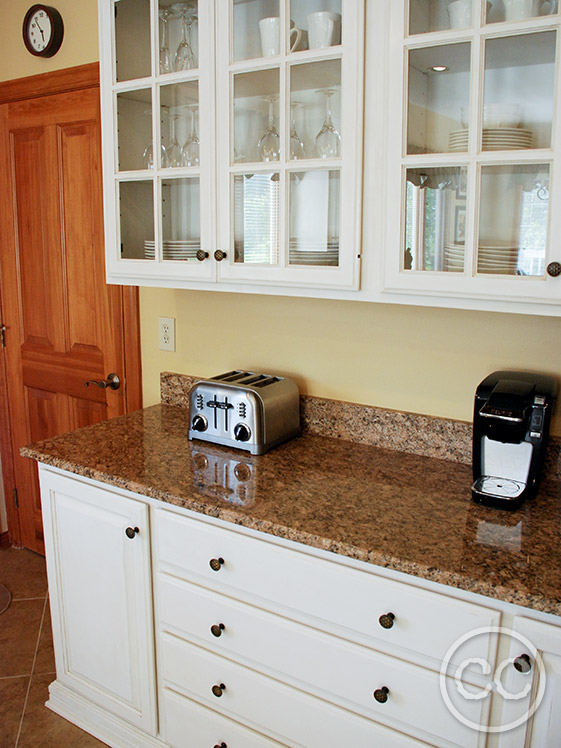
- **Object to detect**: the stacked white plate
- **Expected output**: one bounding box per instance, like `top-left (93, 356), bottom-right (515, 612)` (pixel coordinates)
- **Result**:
top-left (444, 243), bottom-right (465, 272)
top-left (477, 245), bottom-right (518, 275)
top-left (448, 128), bottom-right (533, 152)
top-left (289, 241), bottom-right (339, 266)
top-left (144, 240), bottom-right (200, 261)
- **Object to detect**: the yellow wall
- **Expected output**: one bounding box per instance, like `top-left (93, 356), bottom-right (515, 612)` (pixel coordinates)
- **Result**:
top-left (3, 0), bottom-right (560, 435)
top-left (0, 0), bottom-right (98, 82)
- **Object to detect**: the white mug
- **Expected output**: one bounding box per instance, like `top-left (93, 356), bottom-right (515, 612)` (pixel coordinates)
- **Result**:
top-left (307, 11), bottom-right (342, 49)
top-left (503, 0), bottom-right (550, 19)
top-left (447, 0), bottom-right (472, 27)
top-left (259, 17), bottom-right (303, 57)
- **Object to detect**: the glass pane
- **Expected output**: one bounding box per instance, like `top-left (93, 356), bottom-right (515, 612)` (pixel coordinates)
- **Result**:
top-left (234, 68), bottom-right (280, 163)
top-left (115, 0), bottom-right (151, 82)
top-left (160, 82), bottom-right (199, 167)
top-left (404, 167), bottom-right (468, 272)
top-left (478, 165), bottom-right (549, 276)
top-left (289, 171), bottom-right (340, 266)
top-left (117, 89), bottom-right (153, 171)
top-left (291, 1), bottom-right (342, 51)
top-left (159, 1), bottom-right (198, 75)
top-left (119, 181), bottom-right (155, 259)
top-left (408, 44), bottom-right (471, 155)
top-left (161, 178), bottom-right (200, 260)
top-left (487, 0), bottom-right (558, 24)
top-left (483, 33), bottom-right (556, 151)
top-left (233, 0), bottom-right (280, 61)
top-left (290, 60), bottom-right (341, 159)
top-left (233, 173), bottom-right (280, 264)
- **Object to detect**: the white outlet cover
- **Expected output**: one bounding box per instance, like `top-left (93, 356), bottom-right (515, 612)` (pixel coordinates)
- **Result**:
top-left (158, 316), bottom-right (176, 352)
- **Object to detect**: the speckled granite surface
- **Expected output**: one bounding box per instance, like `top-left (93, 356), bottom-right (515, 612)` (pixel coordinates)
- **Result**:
top-left (22, 403), bottom-right (561, 616)
top-left (160, 371), bottom-right (561, 478)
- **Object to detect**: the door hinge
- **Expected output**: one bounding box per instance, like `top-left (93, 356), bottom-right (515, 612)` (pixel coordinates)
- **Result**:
top-left (13, 488), bottom-right (18, 508)
top-left (0, 324), bottom-right (6, 348)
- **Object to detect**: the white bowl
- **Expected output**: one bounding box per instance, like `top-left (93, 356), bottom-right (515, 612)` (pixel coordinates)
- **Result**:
top-left (483, 103), bottom-right (522, 128)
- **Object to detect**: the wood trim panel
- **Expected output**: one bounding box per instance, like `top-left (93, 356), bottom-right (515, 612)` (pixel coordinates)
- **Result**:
top-left (122, 286), bottom-right (143, 413)
top-left (0, 63), bottom-right (99, 105)
top-left (0, 531), bottom-right (10, 548)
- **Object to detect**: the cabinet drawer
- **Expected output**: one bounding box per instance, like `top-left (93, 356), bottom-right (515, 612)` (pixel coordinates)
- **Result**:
top-left (157, 574), bottom-right (487, 748)
top-left (160, 633), bottom-right (439, 748)
top-left (162, 687), bottom-right (289, 748)
top-left (155, 508), bottom-right (500, 670)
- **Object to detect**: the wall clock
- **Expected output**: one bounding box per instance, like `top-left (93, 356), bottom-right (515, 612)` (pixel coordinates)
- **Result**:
top-left (22, 5), bottom-right (64, 58)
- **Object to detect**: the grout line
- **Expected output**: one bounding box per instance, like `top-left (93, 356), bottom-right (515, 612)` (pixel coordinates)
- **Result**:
top-left (14, 595), bottom-right (49, 747)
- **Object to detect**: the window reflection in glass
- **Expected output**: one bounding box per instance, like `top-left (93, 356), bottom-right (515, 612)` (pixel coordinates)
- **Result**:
top-left (478, 164), bottom-right (549, 276)
top-left (234, 173), bottom-right (280, 264)
top-left (404, 167), bottom-right (467, 272)
top-left (119, 181), bottom-right (154, 260)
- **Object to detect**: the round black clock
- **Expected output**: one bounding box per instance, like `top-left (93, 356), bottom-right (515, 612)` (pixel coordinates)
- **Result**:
top-left (22, 5), bottom-right (64, 58)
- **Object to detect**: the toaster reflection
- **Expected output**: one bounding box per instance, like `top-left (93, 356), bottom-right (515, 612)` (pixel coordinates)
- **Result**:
top-left (189, 443), bottom-right (257, 507)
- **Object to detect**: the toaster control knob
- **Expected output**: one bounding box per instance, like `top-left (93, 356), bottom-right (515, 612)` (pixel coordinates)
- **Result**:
top-left (192, 415), bottom-right (208, 432)
top-left (234, 423), bottom-right (251, 442)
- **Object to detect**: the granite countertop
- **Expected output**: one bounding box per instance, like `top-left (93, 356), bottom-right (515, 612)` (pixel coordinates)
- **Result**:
top-left (22, 403), bottom-right (561, 616)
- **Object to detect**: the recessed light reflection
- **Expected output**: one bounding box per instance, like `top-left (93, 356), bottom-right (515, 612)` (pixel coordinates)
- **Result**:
top-left (431, 65), bottom-right (449, 72)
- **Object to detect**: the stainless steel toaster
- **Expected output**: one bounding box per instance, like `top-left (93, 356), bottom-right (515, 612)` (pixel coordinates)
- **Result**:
top-left (188, 370), bottom-right (300, 455)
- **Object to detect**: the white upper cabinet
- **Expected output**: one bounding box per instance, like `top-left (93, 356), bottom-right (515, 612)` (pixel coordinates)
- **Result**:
top-left (98, 0), bottom-right (365, 291)
top-left (383, 0), bottom-right (561, 308)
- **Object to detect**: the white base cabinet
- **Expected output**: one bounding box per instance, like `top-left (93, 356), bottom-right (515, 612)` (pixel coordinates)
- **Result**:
top-left (38, 464), bottom-right (561, 748)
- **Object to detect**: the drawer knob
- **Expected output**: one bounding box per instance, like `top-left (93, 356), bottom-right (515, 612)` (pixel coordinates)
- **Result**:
top-left (125, 526), bottom-right (139, 539)
top-left (211, 623), bottom-right (225, 638)
top-left (373, 686), bottom-right (390, 704)
top-left (209, 557), bottom-right (225, 572)
top-left (379, 612), bottom-right (395, 629)
top-left (212, 683), bottom-right (226, 698)
top-left (513, 654), bottom-right (532, 674)
top-left (214, 250), bottom-right (227, 262)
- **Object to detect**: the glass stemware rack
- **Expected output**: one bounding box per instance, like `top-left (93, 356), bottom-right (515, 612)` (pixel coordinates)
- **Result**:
top-left (383, 0), bottom-right (561, 306)
top-left (99, 0), bottom-right (365, 290)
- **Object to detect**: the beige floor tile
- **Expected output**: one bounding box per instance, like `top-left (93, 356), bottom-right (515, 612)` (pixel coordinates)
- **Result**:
top-left (0, 676), bottom-right (29, 748)
top-left (0, 548), bottom-right (47, 600)
top-left (17, 673), bottom-right (109, 748)
top-left (0, 599), bottom-right (44, 677)
top-left (33, 605), bottom-right (55, 675)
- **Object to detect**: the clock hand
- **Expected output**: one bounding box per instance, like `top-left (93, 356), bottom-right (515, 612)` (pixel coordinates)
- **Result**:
top-left (35, 18), bottom-right (45, 39)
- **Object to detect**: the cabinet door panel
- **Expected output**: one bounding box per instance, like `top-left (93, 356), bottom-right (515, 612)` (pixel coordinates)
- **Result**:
top-left (40, 468), bottom-right (157, 734)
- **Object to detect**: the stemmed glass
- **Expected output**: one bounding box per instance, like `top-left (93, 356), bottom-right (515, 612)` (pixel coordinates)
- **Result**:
top-left (159, 8), bottom-right (173, 75)
top-left (315, 88), bottom-right (341, 159)
top-left (181, 106), bottom-right (200, 166)
top-left (172, 3), bottom-right (197, 71)
top-left (165, 111), bottom-right (183, 167)
top-left (258, 95), bottom-right (280, 162)
top-left (290, 102), bottom-right (306, 160)
top-left (142, 109), bottom-right (168, 169)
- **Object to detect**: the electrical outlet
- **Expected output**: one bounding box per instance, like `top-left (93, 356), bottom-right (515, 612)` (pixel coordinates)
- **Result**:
top-left (158, 316), bottom-right (176, 352)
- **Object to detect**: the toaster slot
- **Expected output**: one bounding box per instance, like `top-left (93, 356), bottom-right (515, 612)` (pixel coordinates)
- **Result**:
top-left (211, 371), bottom-right (248, 382)
top-left (253, 376), bottom-right (280, 388)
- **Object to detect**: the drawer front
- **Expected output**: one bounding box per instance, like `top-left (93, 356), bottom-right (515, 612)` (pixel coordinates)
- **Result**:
top-left (155, 508), bottom-right (500, 670)
top-left (162, 687), bottom-right (289, 748)
top-left (157, 574), bottom-right (487, 748)
top-left (160, 633), bottom-right (439, 748)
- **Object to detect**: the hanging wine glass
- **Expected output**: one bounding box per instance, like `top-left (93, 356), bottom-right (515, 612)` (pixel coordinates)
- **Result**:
top-left (142, 109), bottom-right (168, 169)
top-left (165, 110), bottom-right (183, 167)
top-left (159, 8), bottom-right (173, 75)
top-left (290, 102), bottom-right (306, 160)
top-left (314, 88), bottom-right (341, 159)
top-left (181, 106), bottom-right (200, 166)
top-left (172, 3), bottom-right (197, 71)
top-left (258, 95), bottom-right (280, 162)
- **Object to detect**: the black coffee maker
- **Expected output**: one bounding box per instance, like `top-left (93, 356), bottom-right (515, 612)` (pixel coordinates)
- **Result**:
top-left (472, 371), bottom-right (556, 509)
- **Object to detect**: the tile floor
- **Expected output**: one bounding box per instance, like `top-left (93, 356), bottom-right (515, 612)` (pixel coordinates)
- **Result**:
top-left (0, 546), bottom-right (108, 748)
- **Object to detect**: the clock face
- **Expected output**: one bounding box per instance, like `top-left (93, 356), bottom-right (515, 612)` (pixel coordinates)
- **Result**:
top-left (23, 5), bottom-right (64, 57)
top-left (28, 9), bottom-right (52, 52)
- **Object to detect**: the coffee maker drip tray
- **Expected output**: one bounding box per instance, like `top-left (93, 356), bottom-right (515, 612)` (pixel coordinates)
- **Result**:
top-left (472, 476), bottom-right (526, 500)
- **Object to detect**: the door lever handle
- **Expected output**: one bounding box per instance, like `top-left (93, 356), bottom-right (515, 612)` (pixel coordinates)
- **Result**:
top-left (85, 373), bottom-right (121, 390)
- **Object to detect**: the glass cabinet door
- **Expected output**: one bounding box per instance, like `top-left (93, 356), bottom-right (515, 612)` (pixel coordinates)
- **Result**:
top-left (215, 0), bottom-right (364, 289)
top-left (385, 0), bottom-right (561, 305)
top-left (100, 0), bottom-right (215, 284)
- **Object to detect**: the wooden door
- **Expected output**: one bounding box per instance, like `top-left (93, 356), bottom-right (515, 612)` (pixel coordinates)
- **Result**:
top-left (0, 68), bottom-right (141, 554)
